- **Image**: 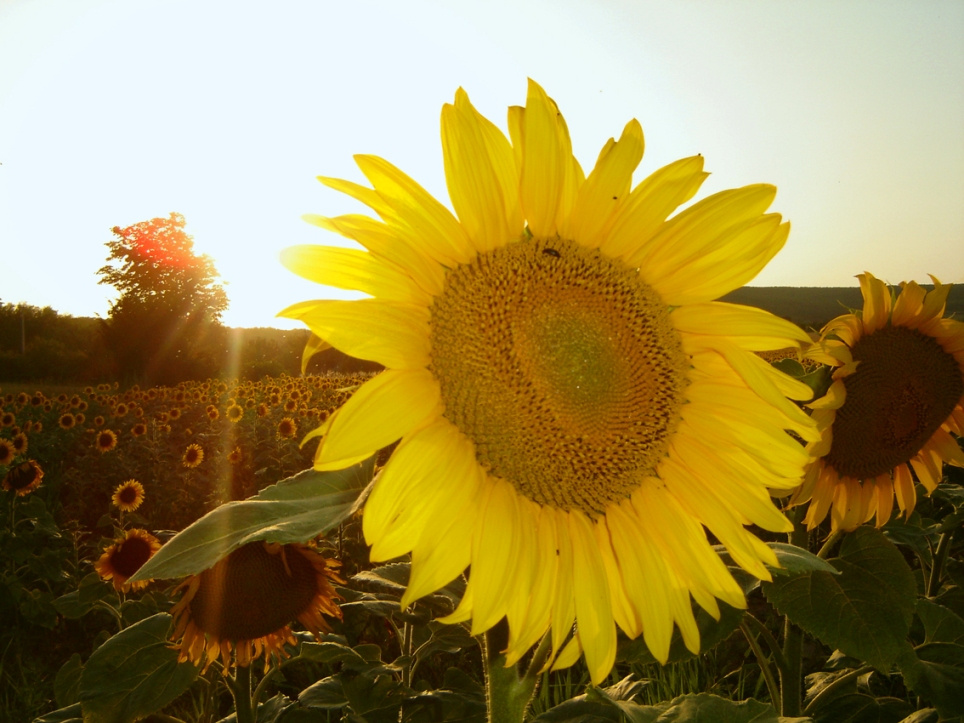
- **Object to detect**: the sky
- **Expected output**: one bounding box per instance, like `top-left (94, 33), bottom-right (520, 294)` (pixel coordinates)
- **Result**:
top-left (1, 0), bottom-right (962, 329)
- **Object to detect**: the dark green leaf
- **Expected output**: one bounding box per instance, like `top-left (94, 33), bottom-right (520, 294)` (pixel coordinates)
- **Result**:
top-left (54, 653), bottom-right (83, 707)
top-left (763, 527), bottom-right (916, 671)
top-left (898, 642), bottom-right (964, 718)
top-left (811, 693), bottom-right (912, 723)
top-left (78, 613), bottom-right (200, 723)
top-left (298, 676), bottom-right (348, 709)
top-left (130, 459), bottom-right (373, 582)
top-left (768, 543), bottom-right (841, 576)
top-left (32, 703), bottom-right (83, 723)
top-left (917, 599), bottom-right (964, 645)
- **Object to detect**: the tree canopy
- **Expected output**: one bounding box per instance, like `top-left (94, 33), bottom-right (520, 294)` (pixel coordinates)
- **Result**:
top-left (97, 213), bottom-right (229, 384)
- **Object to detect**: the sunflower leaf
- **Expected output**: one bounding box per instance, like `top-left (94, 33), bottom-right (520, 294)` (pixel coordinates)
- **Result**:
top-left (898, 642), bottom-right (964, 718)
top-left (78, 613), bottom-right (199, 723)
top-left (129, 457), bottom-right (374, 582)
top-left (762, 527), bottom-right (916, 671)
top-left (767, 543), bottom-right (840, 576)
top-left (533, 691), bottom-right (807, 722)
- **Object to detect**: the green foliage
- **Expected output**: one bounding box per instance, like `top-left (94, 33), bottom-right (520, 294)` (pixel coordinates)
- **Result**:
top-left (97, 213), bottom-right (229, 385)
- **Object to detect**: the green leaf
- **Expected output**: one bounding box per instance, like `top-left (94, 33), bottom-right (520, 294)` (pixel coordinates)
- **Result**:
top-left (54, 653), bottom-right (83, 707)
top-left (763, 527), bottom-right (916, 671)
top-left (810, 693), bottom-right (912, 723)
top-left (917, 599), bottom-right (964, 645)
top-left (772, 358), bottom-right (806, 377)
top-left (768, 543), bottom-right (841, 576)
top-left (32, 703), bottom-right (83, 723)
top-left (898, 642), bottom-right (964, 718)
top-left (129, 458), bottom-right (373, 582)
top-left (78, 613), bottom-right (199, 723)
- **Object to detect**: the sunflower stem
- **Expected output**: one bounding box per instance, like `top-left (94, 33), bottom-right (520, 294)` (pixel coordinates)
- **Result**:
top-left (739, 619), bottom-right (781, 710)
top-left (926, 531), bottom-right (951, 597)
top-left (741, 612), bottom-right (789, 676)
top-left (816, 530), bottom-right (843, 559)
top-left (780, 511), bottom-right (810, 717)
top-left (484, 621), bottom-right (536, 723)
top-left (230, 665), bottom-right (255, 723)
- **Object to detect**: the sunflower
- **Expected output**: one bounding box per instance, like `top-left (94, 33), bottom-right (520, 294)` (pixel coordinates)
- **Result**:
top-left (226, 404), bottom-right (244, 423)
top-left (169, 542), bottom-right (343, 673)
top-left (112, 479), bottom-right (146, 512)
top-left (1, 412), bottom-right (14, 427)
top-left (228, 446), bottom-right (243, 464)
top-left (95, 429), bottom-right (118, 453)
top-left (2, 459), bottom-right (43, 496)
top-left (277, 417), bottom-right (297, 439)
top-left (131, 422), bottom-right (147, 437)
top-left (182, 443), bottom-right (204, 468)
top-left (58, 413), bottom-right (75, 430)
top-left (95, 528), bottom-right (162, 592)
top-left (0, 439), bottom-right (15, 467)
top-left (792, 272), bottom-right (964, 531)
top-left (11, 432), bottom-right (27, 456)
top-left (279, 80), bottom-right (816, 683)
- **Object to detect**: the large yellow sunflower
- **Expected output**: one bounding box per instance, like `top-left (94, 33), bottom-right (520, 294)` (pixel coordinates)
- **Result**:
top-left (280, 80), bottom-right (817, 683)
top-left (792, 272), bottom-right (964, 531)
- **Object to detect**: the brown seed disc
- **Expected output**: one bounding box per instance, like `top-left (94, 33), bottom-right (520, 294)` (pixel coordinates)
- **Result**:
top-left (430, 237), bottom-right (688, 516)
top-left (825, 325), bottom-right (963, 480)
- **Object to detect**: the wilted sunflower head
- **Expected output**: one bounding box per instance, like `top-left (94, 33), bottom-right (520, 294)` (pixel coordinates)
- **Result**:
top-left (793, 272), bottom-right (964, 531)
top-left (112, 479), bottom-right (146, 512)
top-left (95, 528), bottom-right (161, 592)
top-left (169, 541), bottom-right (343, 673)
top-left (279, 80), bottom-right (817, 683)
top-left (2, 459), bottom-right (43, 496)
top-left (182, 443), bottom-right (204, 468)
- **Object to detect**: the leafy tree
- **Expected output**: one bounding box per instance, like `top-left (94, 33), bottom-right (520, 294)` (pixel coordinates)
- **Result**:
top-left (97, 213), bottom-right (229, 384)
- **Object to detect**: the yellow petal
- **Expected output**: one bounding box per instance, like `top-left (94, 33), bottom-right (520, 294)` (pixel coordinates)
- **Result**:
top-left (278, 298), bottom-right (430, 369)
top-left (891, 280), bottom-right (926, 327)
top-left (857, 272), bottom-right (892, 334)
top-left (563, 119), bottom-right (644, 248)
top-left (354, 154), bottom-right (475, 266)
top-left (441, 88), bottom-right (522, 252)
top-left (672, 302), bottom-right (812, 350)
top-left (599, 155), bottom-right (708, 260)
top-left (316, 369), bottom-right (440, 468)
top-left (520, 79), bottom-right (575, 237)
top-left (306, 212), bottom-right (445, 297)
top-left (280, 245), bottom-right (428, 305)
top-left (568, 510), bottom-right (616, 685)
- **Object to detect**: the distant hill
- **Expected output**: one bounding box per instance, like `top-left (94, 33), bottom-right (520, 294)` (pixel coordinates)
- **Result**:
top-left (720, 285), bottom-right (964, 331)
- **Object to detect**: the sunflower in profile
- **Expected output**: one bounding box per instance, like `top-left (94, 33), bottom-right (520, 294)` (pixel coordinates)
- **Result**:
top-left (95, 429), bottom-right (118, 453)
top-left (2, 459), bottom-right (43, 496)
top-left (169, 542), bottom-right (343, 672)
top-left (792, 272), bottom-right (964, 531)
top-left (0, 438), bottom-right (15, 467)
top-left (95, 528), bottom-right (162, 592)
top-left (280, 80), bottom-right (816, 683)
top-left (182, 443), bottom-right (204, 468)
top-left (112, 479), bottom-right (146, 513)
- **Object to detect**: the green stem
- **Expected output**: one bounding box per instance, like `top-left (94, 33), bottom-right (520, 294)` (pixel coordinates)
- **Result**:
top-left (926, 532), bottom-right (951, 597)
top-left (402, 620), bottom-right (414, 688)
top-left (803, 664), bottom-right (873, 716)
top-left (780, 511), bottom-right (810, 718)
top-left (741, 613), bottom-right (789, 676)
top-left (230, 665), bottom-right (255, 723)
top-left (484, 621), bottom-right (537, 723)
top-left (816, 530), bottom-right (844, 559)
top-left (252, 662), bottom-right (277, 709)
top-left (740, 620), bottom-right (781, 711)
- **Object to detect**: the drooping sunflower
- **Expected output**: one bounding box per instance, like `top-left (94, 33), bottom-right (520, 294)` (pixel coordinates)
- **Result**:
top-left (792, 272), bottom-right (964, 531)
top-left (169, 542), bottom-right (343, 673)
top-left (95, 429), bottom-right (118, 453)
top-left (182, 443), bottom-right (204, 468)
top-left (280, 80), bottom-right (816, 683)
top-left (2, 459), bottom-right (43, 496)
top-left (112, 479), bottom-right (146, 512)
top-left (95, 528), bottom-right (162, 592)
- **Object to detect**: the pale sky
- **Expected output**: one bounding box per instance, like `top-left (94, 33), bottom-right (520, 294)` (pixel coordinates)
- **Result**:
top-left (1, 0), bottom-right (962, 329)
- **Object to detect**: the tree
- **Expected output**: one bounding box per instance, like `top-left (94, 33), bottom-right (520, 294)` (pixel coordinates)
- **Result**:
top-left (97, 213), bottom-right (229, 384)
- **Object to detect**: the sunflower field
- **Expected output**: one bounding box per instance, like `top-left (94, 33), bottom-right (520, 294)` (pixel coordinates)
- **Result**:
top-left (5, 78), bottom-right (964, 723)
